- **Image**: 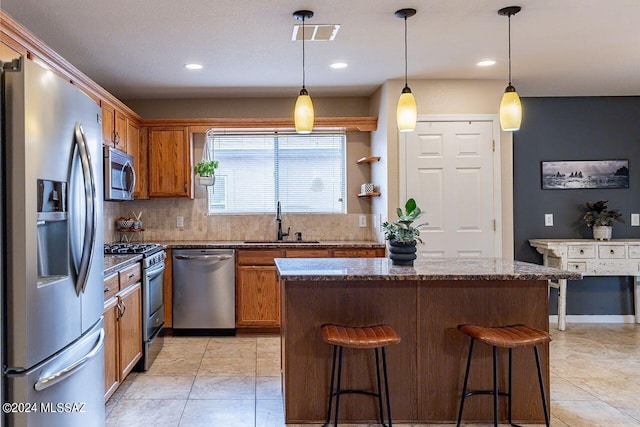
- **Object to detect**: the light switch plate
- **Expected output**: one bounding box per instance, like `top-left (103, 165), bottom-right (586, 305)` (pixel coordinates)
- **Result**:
top-left (544, 214), bottom-right (554, 226)
top-left (177, 216), bottom-right (184, 228)
top-left (359, 215), bottom-right (367, 227)
top-left (632, 213), bottom-right (640, 226)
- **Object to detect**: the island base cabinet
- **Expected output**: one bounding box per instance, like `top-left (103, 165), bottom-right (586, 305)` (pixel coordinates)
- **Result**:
top-left (236, 266), bottom-right (280, 327)
top-left (281, 279), bottom-right (550, 424)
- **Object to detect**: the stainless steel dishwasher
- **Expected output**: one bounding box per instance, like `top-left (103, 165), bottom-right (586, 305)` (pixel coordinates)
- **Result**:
top-left (172, 249), bottom-right (235, 332)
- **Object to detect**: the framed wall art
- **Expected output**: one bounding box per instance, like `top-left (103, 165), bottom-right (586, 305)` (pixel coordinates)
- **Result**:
top-left (541, 160), bottom-right (629, 190)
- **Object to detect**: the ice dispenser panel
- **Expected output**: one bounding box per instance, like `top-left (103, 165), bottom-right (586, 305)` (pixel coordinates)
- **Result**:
top-left (37, 179), bottom-right (69, 285)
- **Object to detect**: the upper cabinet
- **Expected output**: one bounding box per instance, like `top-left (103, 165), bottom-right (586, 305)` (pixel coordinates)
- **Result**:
top-left (126, 121), bottom-right (148, 199)
top-left (148, 127), bottom-right (192, 198)
top-left (102, 101), bottom-right (127, 152)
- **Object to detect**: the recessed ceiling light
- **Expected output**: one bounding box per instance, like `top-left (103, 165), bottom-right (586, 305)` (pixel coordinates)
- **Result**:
top-left (184, 63), bottom-right (203, 70)
top-left (330, 62), bottom-right (348, 69)
top-left (477, 60), bottom-right (496, 67)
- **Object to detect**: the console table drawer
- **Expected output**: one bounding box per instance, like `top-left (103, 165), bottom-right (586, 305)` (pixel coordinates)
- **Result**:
top-left (567, 245), bottom-right (595, 258)
top-left (629, 245), bottom-right (640, 258)
top-left (567, 262), bottom-right (587, 272)
top-left (598, 245), bottom-right (625, 259)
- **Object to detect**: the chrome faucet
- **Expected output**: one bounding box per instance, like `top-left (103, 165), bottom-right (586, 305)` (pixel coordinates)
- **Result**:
top-left (276, 201), bottom-right (290, 241)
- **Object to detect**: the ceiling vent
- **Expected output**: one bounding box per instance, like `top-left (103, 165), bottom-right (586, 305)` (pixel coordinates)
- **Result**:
top-left (292, 24), bottom-right (340, 41)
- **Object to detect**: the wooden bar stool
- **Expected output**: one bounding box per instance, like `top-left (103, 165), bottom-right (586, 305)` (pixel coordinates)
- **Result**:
top-left (456, 324), bottom-right (552, 427)
top-left (321, 324), bottom-right (401, 427)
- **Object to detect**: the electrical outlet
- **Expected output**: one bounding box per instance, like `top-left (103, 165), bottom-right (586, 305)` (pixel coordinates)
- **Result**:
top-left (632, 213), bottom-right (640, 226)
top-left (359, 215), bottom-right (367, 228)
top-left (177, 216), bottom-right (184, 228)
top-left (544, 213), bottom-right (553, 227)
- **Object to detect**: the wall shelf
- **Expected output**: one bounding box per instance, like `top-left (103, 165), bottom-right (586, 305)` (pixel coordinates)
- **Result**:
top-left (118, 228), bottom-right (145, 243)
top-left (356, 156), bottom-right (381, 164)
top-left (357, 192), bottom-right (381, 198)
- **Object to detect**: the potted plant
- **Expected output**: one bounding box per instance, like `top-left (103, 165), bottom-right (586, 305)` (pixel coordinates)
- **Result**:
top-left (382, 198), bottom-right (428, 266)
top-left (582, 200), bottom-right (624, 240)
top-left (194, 159), bottom-right (219, 186)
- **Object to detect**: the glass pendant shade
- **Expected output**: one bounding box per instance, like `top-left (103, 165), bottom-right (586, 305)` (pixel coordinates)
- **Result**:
top-left (397, 87), bottom-right (417, 132)
top-left (499, 85), bottom-right (522, 131)
top-left (294, 88), bottom-right (314, 134)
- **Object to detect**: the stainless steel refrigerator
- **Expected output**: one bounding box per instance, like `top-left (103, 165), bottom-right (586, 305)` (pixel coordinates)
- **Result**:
top-left (1, 58), bottom-right (105, 426)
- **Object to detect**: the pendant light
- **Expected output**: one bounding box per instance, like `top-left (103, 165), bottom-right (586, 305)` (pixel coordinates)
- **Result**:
top-left (293, 10), bottom-right (314, 134)
top-left (395, 8), bottom-right (417, 133)
top-left (498, 6), bottom-right (522, 131)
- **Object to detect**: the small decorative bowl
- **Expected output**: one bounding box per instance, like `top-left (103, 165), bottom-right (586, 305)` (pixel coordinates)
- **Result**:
top-left (117, 219), bottom-right (134, 229)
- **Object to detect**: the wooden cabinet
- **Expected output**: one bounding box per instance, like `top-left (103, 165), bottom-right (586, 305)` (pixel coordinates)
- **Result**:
top-left (118, 283), bottom-right (142, 379)
top-left (148, 127), bottom-right (192, 198)
top-left (234, 246), bottom-right (384, 329)
top-left (103, 263), bottom-right (142, 401)
top-left (126, 122), bottom-right (148, 199)
top-left (103, 297), bottom-right (119, 400)
top-left (101, 101), bottom-right (127, 152)
top-left (237, 266), bottom-right (280, 327)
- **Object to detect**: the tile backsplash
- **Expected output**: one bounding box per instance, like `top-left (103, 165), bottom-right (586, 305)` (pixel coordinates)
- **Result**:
top-left (105, 198), bottom-right (377, 243)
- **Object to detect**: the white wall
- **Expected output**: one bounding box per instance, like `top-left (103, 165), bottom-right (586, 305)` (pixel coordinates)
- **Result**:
top-left (371, 78), bottom-right (514, 257)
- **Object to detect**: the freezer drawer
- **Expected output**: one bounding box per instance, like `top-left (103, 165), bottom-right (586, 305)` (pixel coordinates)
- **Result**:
top-left (172, 249), bottom-right (235, 330)
top-left (4, 320), bottom-right (105, 427)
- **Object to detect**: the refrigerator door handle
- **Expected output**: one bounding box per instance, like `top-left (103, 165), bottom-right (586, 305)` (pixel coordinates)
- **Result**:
top-left (33, 328), bottom-right (104, 391)
top-left (72, 123), bottom-right (97, 295)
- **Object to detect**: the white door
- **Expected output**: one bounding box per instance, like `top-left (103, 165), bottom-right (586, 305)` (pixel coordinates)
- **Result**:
top-left (400, 118), bottom-right (501, 258)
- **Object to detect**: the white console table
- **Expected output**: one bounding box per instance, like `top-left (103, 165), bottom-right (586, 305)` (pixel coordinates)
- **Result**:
top-left (529, 239), bottom-right (640, 330)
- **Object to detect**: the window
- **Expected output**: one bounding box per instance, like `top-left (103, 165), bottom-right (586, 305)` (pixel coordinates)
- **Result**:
top-left (206, 132), bottom-right (346, 214)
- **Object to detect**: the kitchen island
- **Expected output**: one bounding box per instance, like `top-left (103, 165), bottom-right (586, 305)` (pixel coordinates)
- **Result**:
top-left (275, 257), bottom-right (581, 424)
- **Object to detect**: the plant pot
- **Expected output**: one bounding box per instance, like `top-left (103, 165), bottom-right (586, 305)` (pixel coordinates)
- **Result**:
top-left (197, 175), bottom-right (215, 186)
top-left (593, 225), bottom-right (612, 240)
top-left (388, 239), bottom-right (417, 266)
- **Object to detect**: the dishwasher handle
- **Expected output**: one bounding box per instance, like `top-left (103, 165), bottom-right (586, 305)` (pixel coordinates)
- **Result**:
top-left (174, 254), bottom-right (233, 262)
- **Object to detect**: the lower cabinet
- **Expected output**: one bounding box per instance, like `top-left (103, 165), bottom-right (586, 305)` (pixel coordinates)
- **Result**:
top-left (235, 247), bottom-right (384, 329)
top-left (103, 297), bottom-right (119, 400)
top-left (236, 266), bottom-right (280, 327)
top-left (103, 263), bottom-right (143, 401)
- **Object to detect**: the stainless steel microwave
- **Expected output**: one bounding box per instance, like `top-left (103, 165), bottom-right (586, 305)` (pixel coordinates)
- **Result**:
top-left (103, 146), bottom-right (135, 200)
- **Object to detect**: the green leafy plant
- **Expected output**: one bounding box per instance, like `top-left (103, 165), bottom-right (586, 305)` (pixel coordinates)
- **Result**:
top-left (382, 198), bottom-right (428, 243)
top-left (582, 200), bottom-right (624, 227)
top-left (194, 159), bottom-right (219, 177)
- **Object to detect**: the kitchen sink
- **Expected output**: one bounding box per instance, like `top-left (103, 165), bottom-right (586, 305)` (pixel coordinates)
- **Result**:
top-left (243, 240), bottom-right (320, 244)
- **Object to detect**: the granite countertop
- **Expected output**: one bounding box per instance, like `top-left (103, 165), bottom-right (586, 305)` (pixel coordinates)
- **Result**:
top-left (153, 240), bottom-right (385, 249)
top-left (274, 257), bottom-right (583, 281)
top-left (104, 254), bottom-right (143, 276)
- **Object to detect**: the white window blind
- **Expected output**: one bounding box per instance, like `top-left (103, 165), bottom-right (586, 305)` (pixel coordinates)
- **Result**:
top-left (207, 132), bottom-right (346, 214)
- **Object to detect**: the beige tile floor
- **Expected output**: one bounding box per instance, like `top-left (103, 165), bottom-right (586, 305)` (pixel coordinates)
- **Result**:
top-left (106, 323), bottom-right (640, 426)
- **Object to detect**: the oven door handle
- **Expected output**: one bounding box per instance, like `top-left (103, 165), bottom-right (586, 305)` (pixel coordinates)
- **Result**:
top-left (146, 262), bottom-right (165, 279)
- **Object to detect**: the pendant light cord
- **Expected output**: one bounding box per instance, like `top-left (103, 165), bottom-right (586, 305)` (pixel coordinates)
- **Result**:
top-left (507, 13), bottom-right (512, 86)
top-left (302, 16), bottom-right (306, 89)
top-left (404, 15), bottom-right (408, 88)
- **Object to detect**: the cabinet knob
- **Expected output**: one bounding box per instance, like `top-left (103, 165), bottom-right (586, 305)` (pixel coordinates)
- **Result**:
top-left (128, 272), bottom-right (135, 278)
top-left (104, 287), bottom-right (110, 293)
top-left (610, 249), bottom-right (615, 254)
top-left (580, 249), bottom-right (584, 254)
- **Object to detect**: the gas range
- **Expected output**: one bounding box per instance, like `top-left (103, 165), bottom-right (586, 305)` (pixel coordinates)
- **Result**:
top-left (104, 243), bottom-right (166, 268)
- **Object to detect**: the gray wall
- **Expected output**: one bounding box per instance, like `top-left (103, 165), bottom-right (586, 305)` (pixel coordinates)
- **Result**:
top-left (514, 97), bottom-right (640, 316)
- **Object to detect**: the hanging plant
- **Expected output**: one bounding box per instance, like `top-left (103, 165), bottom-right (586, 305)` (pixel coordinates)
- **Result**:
top-left (195, 129), bottom-right (219, 187)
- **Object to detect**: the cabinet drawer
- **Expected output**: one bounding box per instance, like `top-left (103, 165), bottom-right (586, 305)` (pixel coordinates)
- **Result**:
top-left (567, 245), bottom-right (595, 259)
top-left (629, 245), bottom-right (640, 258)
top-left (237, 249), bottom-right (285, 266)
top-left (332, 249), bottom-right (382, 258)
top-left (598, 245), bottom-right (625, 259)
top-left (285, 249), bottom-right (330, 258)
top-left (567, 262), bottom-right (587, 272)
top-left (119, 263), bottom-right (141, 288)
top-left (104, 273), bottom-right (119, 301)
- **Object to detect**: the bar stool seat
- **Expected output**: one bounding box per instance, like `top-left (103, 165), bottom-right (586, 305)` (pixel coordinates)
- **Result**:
top-left (456, 324), bottom-right (552, 427)
top-left (321, 324), bottom-right (401, 427)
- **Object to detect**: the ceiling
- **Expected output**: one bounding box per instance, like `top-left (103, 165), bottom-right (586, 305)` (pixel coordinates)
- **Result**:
top-left (3, 0), bottom-right (639, 100)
